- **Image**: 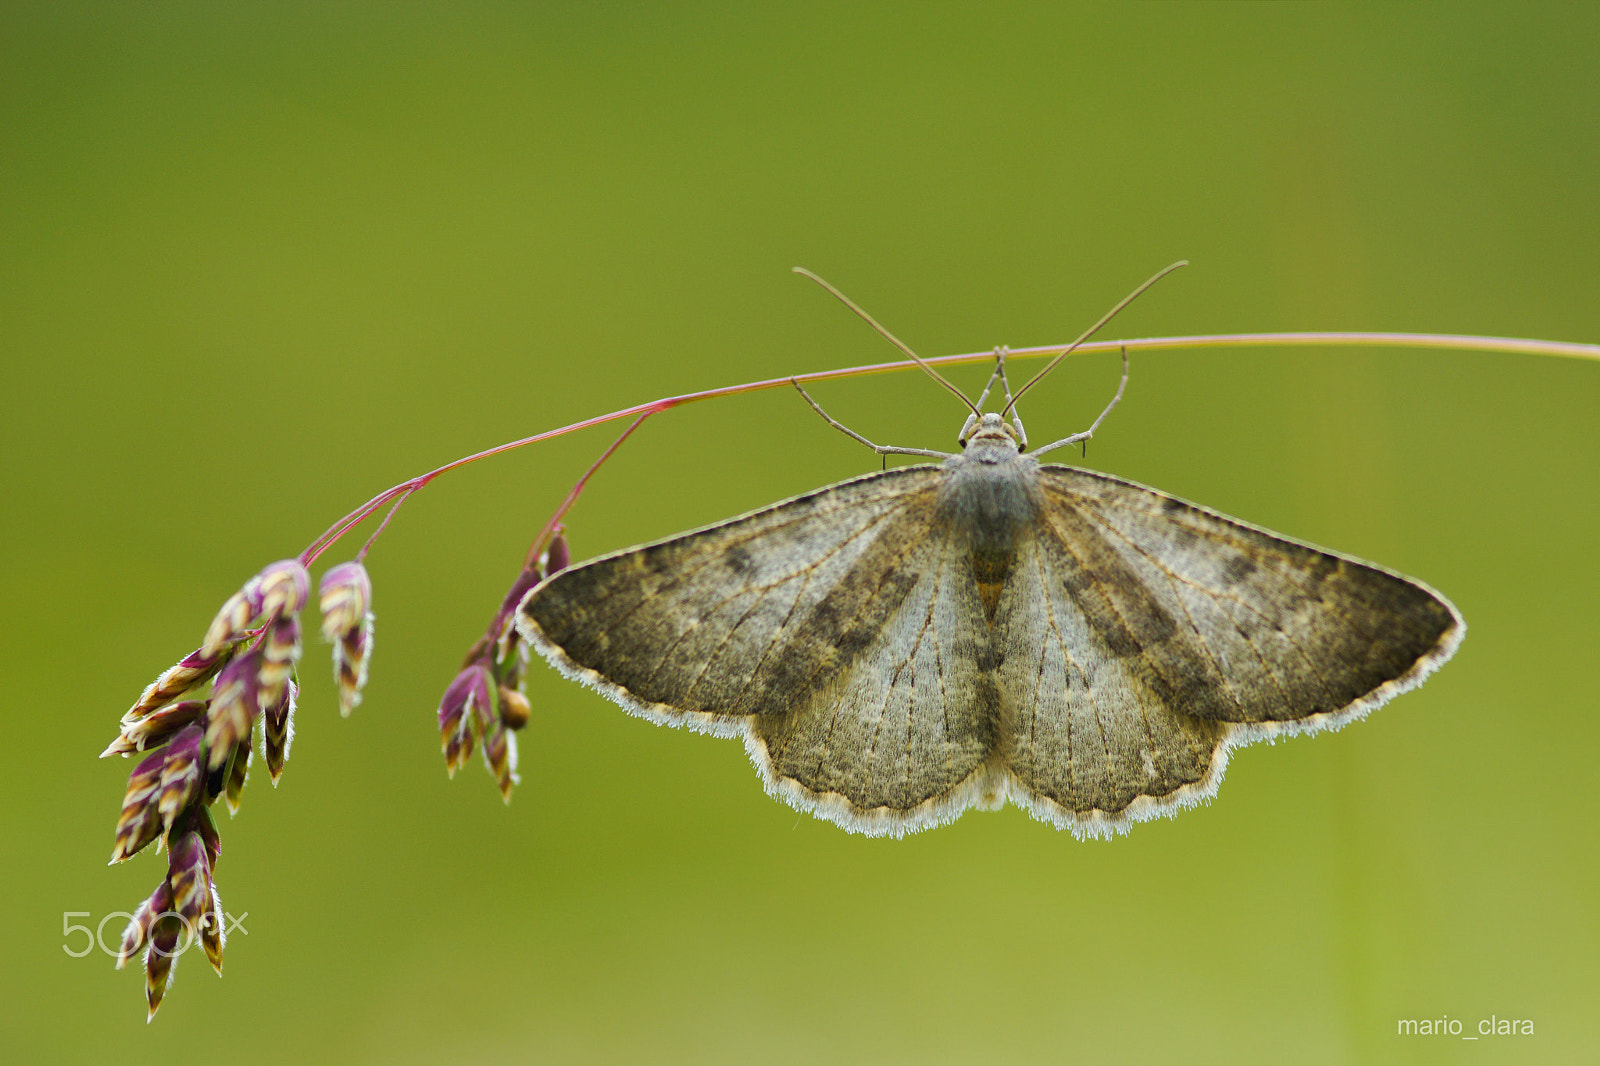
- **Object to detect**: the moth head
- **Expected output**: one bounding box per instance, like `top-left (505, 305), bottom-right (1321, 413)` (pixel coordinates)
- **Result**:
top-left (958, 411), bottom-right (1025, 452)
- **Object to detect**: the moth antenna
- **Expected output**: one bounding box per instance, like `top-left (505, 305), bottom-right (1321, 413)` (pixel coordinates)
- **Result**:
top-left (794, 267), bottom-right (980, 418)
top-left (1004, 260), bottom-right (1187, 416)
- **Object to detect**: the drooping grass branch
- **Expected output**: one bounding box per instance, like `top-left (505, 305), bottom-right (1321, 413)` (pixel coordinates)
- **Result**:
top-left (305, 329), bottom-right (1600, 571)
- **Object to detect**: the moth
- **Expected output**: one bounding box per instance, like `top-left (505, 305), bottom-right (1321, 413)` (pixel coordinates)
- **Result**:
top-left (517, 269), bottom-right (1464, 837)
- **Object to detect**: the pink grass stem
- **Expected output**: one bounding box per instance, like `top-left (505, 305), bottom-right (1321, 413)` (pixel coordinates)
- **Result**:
top-left (523, 413), bottom-right (650, 569)
top-left (300, 330), bottom-right (1600, 567)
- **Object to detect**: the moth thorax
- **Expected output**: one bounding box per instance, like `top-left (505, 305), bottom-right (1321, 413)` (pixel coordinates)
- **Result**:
top-left (939, 449), bottom-right (1041, 554)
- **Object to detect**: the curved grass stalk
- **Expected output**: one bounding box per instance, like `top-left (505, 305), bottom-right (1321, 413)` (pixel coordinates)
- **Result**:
top-left (303, 330), bottom-right (1600, 568)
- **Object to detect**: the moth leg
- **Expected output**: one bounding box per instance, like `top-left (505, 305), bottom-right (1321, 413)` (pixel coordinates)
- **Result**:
top-left (790, 379), bottom-right (954, 460)
top-left (1029, 346), bottom-right (1130, 458)
top-left (973, 346), bottom-right (1009, 410)
top-left (967, 346), bottom-right (1027, 444)
top-left (998, 347), bottom-right (1026, 449)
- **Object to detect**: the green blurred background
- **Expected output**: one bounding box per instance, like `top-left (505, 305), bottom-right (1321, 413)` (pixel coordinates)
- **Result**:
top-left (4, 3), bottom-right (1596, 1063)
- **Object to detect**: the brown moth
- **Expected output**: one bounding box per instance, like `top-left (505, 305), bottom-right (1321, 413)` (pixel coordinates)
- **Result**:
top-left (517, 275), bottom-right (1463, 838)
